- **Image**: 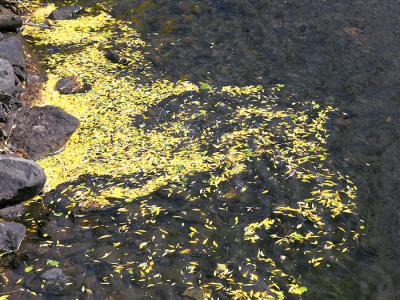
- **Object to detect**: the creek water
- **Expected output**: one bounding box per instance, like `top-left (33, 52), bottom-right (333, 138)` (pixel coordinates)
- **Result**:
top-left (1, 0), bottom-right (400, 299)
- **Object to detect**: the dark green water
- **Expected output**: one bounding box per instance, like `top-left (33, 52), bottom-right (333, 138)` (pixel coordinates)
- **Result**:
top-left (2, 1), bottom-right (400, 299)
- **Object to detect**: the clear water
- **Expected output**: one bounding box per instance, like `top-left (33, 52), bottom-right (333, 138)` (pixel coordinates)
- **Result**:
top-left (2, 1), bottom-right (400, 299)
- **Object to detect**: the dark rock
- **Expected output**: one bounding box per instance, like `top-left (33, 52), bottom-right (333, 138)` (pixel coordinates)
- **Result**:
top-left (0, 156), bottom-right (46, 206)
top-left (0, 14), bottom-right (23, 32)
top-left (0, 58), bottom-right (16, 95)
top-left (0, 92), bottom-right (12, 106)
top-left (104, 49), bottom-right (129, 65)
top-left (13, 65), bottom-right (26, 83)
top-left (0, 222), bottom-right (26, 252)
top-left (0, 35), bottom-right (25, 68)
top-left (1, 106), bottom-right (22, 137)
top-left (0, 204), bottom-right (24, 219)
top-left (48, 6), bottom-right (83, 20)
top-left (26, 73), bottom-right (42, 86)
top-left (40, 268), bottom-right (69, 295)
top-left (0, 93), bottom-right (21, 111)
top-left (56, 76), bottom-right (91, 94)
top-left (8, 106), bottom-right (79, 160)
top-left (0, 104), bottom-right (6, 122)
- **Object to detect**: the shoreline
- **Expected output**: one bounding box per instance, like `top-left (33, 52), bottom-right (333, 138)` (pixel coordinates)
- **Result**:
top-left (0, 2), bottom-right (80, 253)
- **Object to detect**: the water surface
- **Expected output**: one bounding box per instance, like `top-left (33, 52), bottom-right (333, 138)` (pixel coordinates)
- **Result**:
top-left (1, 1), bottom-right (399, 299)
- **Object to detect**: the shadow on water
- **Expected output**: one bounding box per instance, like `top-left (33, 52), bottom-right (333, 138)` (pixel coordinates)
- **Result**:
top-left (2, 0), bottom-right (400, 299)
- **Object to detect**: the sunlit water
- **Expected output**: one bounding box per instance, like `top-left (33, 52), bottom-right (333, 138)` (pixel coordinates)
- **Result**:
top-left (0, 1), bottom-right (399, 299)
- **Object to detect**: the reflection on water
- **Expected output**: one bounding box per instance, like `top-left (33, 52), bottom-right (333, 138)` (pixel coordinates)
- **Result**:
top-left (110, 0), bottom-right (399, 95)
top-left (1, 0), bottom-right (399, 299)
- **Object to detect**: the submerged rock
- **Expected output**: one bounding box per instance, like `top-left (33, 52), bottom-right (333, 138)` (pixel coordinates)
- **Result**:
top-left (8, 106), bottom-right (79, 160)
top-left (0, 204), bottom-right (25, 219)
top-left (48, 6), bottom-right (83, 20)
top-left (0, 221), bottom-right (26, 253)
top-left (0, 58), bottom-right (16, 95)
top-left (41, 268), bottom-right (69, 295)
top-left (182, 287), bottom-right (207, 300)
top-left (0, 156), bottom-right (46, 206)
top-left (104, 49), bottom-right (129, 65)
top-left (56, 76), bottom-right (91, 94)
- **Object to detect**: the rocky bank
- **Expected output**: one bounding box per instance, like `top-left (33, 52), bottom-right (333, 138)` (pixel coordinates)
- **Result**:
top-left (0, 3), bottom-right (82, 253)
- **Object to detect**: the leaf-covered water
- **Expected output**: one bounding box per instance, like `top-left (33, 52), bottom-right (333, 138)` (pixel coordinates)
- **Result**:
top-left (1, 0), bottom-right (399, 299)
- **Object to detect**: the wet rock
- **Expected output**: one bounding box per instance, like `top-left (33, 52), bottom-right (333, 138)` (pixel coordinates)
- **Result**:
top-left (48, 6), bottom-right (83, 20)
top-left (0, 58), bottom-right (16, 95)
top-left (0, 204), bottom-right (24, 219)
top-left (40, 268), bottom-right (69, 295)
top-left (56, 76), bottom-right (91, 94)
top-left (8, 106), bottom-right (79, 160)
top-left (0, 14), bottom-right (23, 32)
top-left (104, 49), bottom-right (129, 65)
top-left (0, 156), bottom-right (46, 206)
top-left (0, 35), bottom-right (25, 69)
top-left (0, 222), bottom-right (26, 253)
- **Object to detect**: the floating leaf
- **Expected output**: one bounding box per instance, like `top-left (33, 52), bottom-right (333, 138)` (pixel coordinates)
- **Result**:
top-left (47, 260), bottom-right (60, 267)
top-left (24, 266), bottom-right (33, 273)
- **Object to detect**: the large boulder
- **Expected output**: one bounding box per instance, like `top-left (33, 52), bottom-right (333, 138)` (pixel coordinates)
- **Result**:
top-left (0, 221), bottom-right (26, 253)
top-left (48, 6), bottom-right (82, 20)
top-left (0, 58), bottom-right (16, 95)
top-left (8, 106), bottom-right (79, 160)
top-left (0, 156), bottom-right (46, 206)
top-left (0, 35), bottom-right (25, 69)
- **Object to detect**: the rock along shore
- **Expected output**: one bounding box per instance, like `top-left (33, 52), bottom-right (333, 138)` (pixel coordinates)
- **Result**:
top-left (0, 2), bottom-right (82, 253)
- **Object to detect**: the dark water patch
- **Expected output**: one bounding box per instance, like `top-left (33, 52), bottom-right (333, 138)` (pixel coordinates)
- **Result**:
top-left (109, 0), bottom-right (399, 97)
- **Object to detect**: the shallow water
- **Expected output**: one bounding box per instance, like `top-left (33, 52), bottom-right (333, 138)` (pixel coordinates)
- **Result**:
top-left (1, 0), bottom-right (400, 299)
